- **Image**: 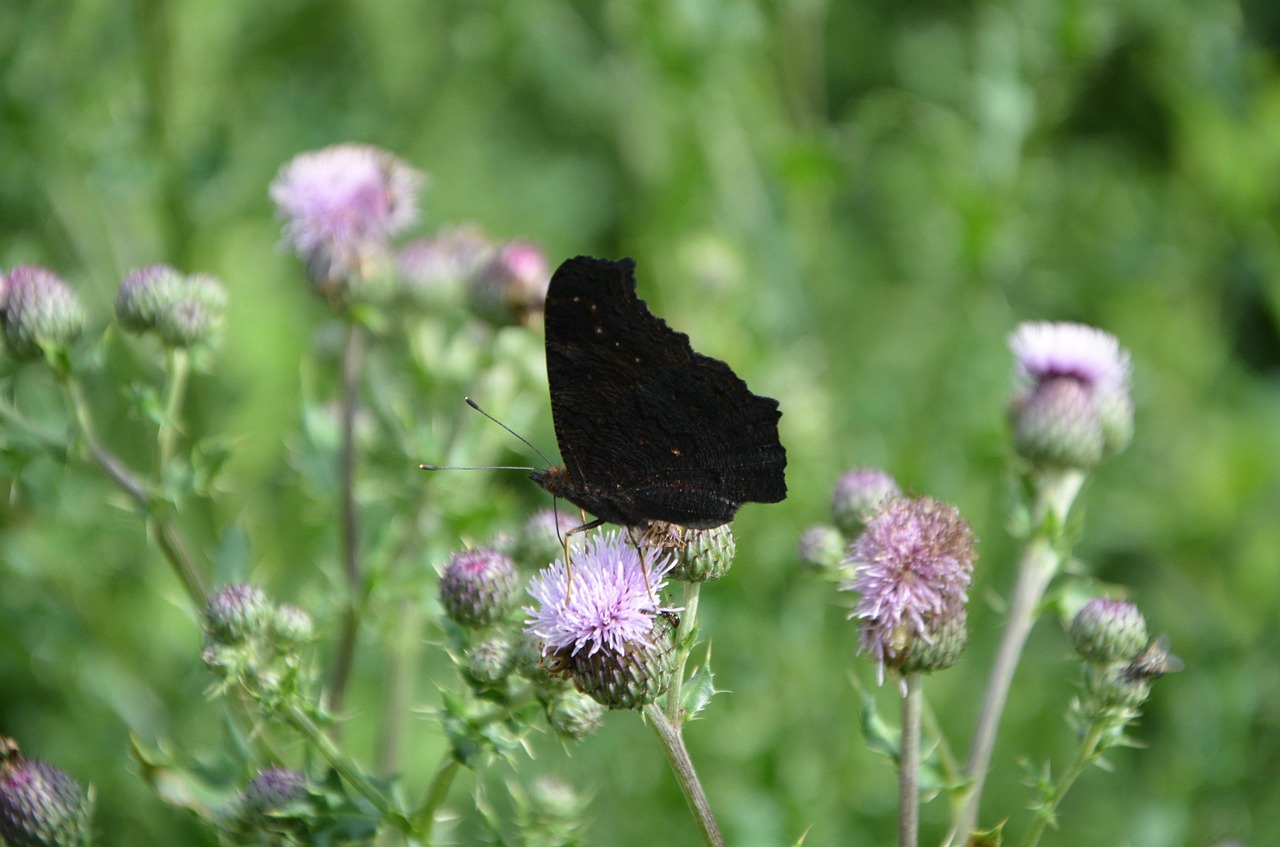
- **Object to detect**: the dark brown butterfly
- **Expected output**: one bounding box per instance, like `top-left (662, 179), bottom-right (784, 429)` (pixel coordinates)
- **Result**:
top-left (529, 256), bottom-right (787, 534)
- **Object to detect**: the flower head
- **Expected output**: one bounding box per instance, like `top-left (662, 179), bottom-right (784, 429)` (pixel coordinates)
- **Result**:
top-left (525, 532), bottom-right (674, 660)
top-left (396, 225), bottom-right (493, 306)
top-left (831, 467), bottom-right (901, 536)
top-left (0, 746), bottom-right (92, 847)
top-left (1009, 322), bottom-right (1133, 468)
top-left (842, 496), bottom-right (976, 682)
top-left (439, 548), bottom-right (519, 629)
top-left (466, 240), bottom-right (550, 326)
top-left (1069, 597), bottom-right (1148, 664)
top-left (240, 767), bottom-right (306, 817)
top-left (270, 144), bottom-right (425, 290)
top-left (1, 266), bottom-right (85, 363)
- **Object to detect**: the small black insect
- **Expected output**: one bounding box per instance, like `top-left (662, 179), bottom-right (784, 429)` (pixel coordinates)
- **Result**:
top-left (529, 255), bottom-right (787, 534)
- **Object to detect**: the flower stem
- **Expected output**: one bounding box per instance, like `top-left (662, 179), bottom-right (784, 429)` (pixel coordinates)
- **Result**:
top-left (665, 581), bottom-right (702, 725)
top-left (1020, 721), bottom-right (1106, 847)
top-left (157, 346), bottom-right (189, 475)
top-left (899, 674), bottom-right (922, 847)
top-left (643, 703), bottom-right (724, 847)
top-left (284, 703), bottom-right (403, 825)
top-left (952, 469), bottom-right (1084, 844)
top-left (60, 376), bottom-right (208, 608)
top-left (325, 320), bottom-right (366, 724)
top-left (409, 752), bottom-right (461, 838)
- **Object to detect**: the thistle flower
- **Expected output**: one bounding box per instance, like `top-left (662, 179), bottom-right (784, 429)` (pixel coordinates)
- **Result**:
top-left (797, 523), bottom-right (846, 572)
top-left (1069, 597), bottom-right (1148, 664)
top-left (204, 584), bottom-right (272, 646)
top-left (1, 266), bottom-right (85, 363)
top-left (439, 548), bottom-right (519, 629)
top-left (525, 532), bottom-right (677, 709)
top-left (0, 746), bottom-right (92, 847)
top-left (1009, 322), bottom-right (1133, 468)
top-left (831, 468), bottom-right (901, 536)
top-left (466, 240), bottom-right (550, 326)
top-left (396, 225), bottom-right (493, 306)
top-left (842, 496), bottom-right (976, 683)
top-left (270, 144), bottom-right (425, 292)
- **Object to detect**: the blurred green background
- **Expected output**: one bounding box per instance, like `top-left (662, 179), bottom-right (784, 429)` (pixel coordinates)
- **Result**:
top-left (3, 0), bottom-right (1279, 845)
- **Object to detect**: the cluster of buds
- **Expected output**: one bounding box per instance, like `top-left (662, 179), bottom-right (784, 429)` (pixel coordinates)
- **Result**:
top-left (201, 584), bottom-right (317, 712)
top-left (0, 738), bottom-right (93, 847)
top-left (116, 265), bottom-right (226, 349)
top-left (797, 467), bottom-right (900, 574)
top-left (1068, 598), bottom-right (1179, 732)
top-left (0, 265), bottom-right (85, 366)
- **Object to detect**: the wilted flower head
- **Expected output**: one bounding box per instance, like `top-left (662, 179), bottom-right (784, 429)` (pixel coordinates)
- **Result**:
top-left (1009, 322), bottom-right (1133, 468)
top-left (466, 240), bottom-right (550, 326)
top-left (842, 496), bottom-right (976, 683)
top-left (0, 744), bottom-right (92, 847)
top-left (270, 144), bottom-right (425, 291)
top-left (525, 532), bottom-right (677, 708)
top-left (439, 548), bottom-right (519, 629)
top-left (831, 468), bottom-right (901, 536)
top-left (1, 266), bottom-right (85, 363)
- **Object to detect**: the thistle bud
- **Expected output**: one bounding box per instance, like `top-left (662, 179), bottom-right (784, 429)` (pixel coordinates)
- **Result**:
top-left (1069, 598), bottom-right (1148, 664)
top-left (439, 548), bottom-right (519, 629)
top-left (0, 748), bottom-right (92, 847)
top-left (559, 610), bottom-right (677, 710)
top-left (545, 689), bottom-right (606, 740)
top-left (466, 636), bottom-right (515, 687)
top-left (796, 523), bottom-right (846, 572)
top-left (1, 266), bottom-right (85, 362)
top-left (661, 524), bottom-right (735, 583)
top-left (204, 584), bottom-right (272, 646)
top-left (116, 265), bottom-right (183, 333)
top-left (831, 468), bottom-right (900, 536)
top-left (466, 241), bottom-right (549, 326)
top-left (517, 508), bottom-right (568, 569)
top-left (240, 767), bottom-right (306, 817)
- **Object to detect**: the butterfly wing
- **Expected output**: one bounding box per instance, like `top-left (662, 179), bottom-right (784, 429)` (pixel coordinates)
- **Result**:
top-left (543, 256), bottom-right (787, 527)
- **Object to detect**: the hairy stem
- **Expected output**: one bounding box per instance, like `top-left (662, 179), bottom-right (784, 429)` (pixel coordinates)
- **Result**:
top-left (952, 469), bottom-right (1085, 843)
top-left (325, 320), bottom-right (366, 723)
top-left (643, 703), bottom-right (724, 847)
top-left (900, 674), bottom-right (922, 847)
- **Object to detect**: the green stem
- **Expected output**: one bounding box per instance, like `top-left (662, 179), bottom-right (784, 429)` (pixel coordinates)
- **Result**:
top-left (899, 674), bottom-right (922, 847)
top-left (284, 703), bottom-right (402, 824)
top-left (643, 703), bottom-right (724, 847)
top-left (325, 320), bottom-right (366, 724)
top-left (951, 469), bottom-right (1085, 844)
top-left (664, 581), bottom-right (702, 725)
top-left (410, 753), bottom-right (462, 838)
top-left (157, 347), bottom-right (189, 475)
top-left (60, 376), bottom-right (208, 607)
top-left (377, 598), bottom-right (422, 774)
top-left (1020, 722), bottom-right (1107, 847)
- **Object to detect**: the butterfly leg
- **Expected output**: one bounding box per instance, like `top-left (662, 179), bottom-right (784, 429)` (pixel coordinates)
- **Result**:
top-left (561, 517), bottom-right (605, 603)
top-left (624, 526), bottom-right (659, 606)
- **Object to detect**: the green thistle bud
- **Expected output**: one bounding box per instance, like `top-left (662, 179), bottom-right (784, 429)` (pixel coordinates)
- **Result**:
top-left (466, 636), bottom-right (515, 687)
top-left (831, 468), bottom-right (901, 536)
top-left (545, 689), bottom-right (606, 740)
top-left (116, 265), bottom-right (183, 333)
top-left (204, 584), bottom-right (272, 646)
top-left (514, 777), bottom-right (586, 847)
top-left (1096, 387), bottom-right (1134, 458)
top-left (893, 614), bottom-right (968, 676)
top-left (796, 523), bottom-right (846, 572)
top-left (1069, 598), bottom-right (1148, 664)
top-left (1012, 377), bottom-right (1105, 470)
top-left (466, 241), bottom-right (548, 327)
top-left (269, 604), bottom-right (315, 648)
top-left (439, 548), bottom-right (519, 629)
top-left (559, 611), bottom-right (677, 710)
top-left (1, 266), bottom-right (85, 362)
top-left (517, 508), bottom-right (568, 569)
top-left (666, 524), bottom-right (735, 583)
top-left (0, 749), bottom-right (92, 847)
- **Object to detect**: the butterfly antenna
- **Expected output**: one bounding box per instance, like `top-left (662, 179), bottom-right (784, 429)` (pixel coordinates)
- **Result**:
top-left (419, 464), bottom-right (537, 472)
top-left (464, 397), bottom-right (555, 467)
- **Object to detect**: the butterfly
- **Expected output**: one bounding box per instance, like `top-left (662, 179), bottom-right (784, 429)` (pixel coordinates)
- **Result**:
top-left (528, 256), bottom-right (787, 536)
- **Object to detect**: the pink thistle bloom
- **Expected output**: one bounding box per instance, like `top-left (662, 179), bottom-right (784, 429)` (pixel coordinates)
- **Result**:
top-left (525, 532), bottom-right (676, 660)
top-left (843, 496), bottom-right (976, 683)
top-left (270, 144), bottom-right (425, 285)
top-left (1009, 321), bottom-right (1130, 397)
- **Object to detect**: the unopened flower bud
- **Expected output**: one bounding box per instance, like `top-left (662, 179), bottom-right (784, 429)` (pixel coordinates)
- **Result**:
top-left (466, 636), bottom-right (515, 687)
top-left (0, 749), bottom-right (92, 847)
top-left (1, 266), bottom-right (85, 362)
top-left (270, 605), bottom-right (315, 648)
top-left (439, 548), bottom-right (519, 629)
top-left (205, 584), bottom-right (272, 646)
top-left (662, 524), bottom-right (735, 583)
top-left (241, 766), bottom-right (306, 817)
top-left (1069, 598), bottom-right (1148, 664)
top-left (466, 241), bottom-right (549, 326)
top-left (116, 265), bottom-right (183, 333)
top-left (517, 508), bottom-right (568, 569)
top-left (831, 468), bottom-right (900, 536)
top-left (545, 689), bottom-right (606, 740)
top-left (797, 523), bottom-right (846, 572)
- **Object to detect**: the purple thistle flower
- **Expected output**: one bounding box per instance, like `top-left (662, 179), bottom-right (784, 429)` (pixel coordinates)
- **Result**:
top-left (0, 750), bottom-right (92, 847)
top-left (466, 239), bottom-right (550, 326)
top-left (842, 497), bottom-right (976, 683)
top-left (1009, 322), bottom-right (1134, 467)
top-left (524, 531), bottom-right (675, 660)
top-left (1010, 321), bottom-right (1130, 396)
top-left (270, 144), bottom-right (425, 287)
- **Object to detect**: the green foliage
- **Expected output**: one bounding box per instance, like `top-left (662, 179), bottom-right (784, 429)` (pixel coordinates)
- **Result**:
top-left (1, 0), bottom-right (1278, 845)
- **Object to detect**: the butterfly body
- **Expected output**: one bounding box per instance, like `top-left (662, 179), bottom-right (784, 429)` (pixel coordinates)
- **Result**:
top-left (531, 255), bottom-right (786, 530)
